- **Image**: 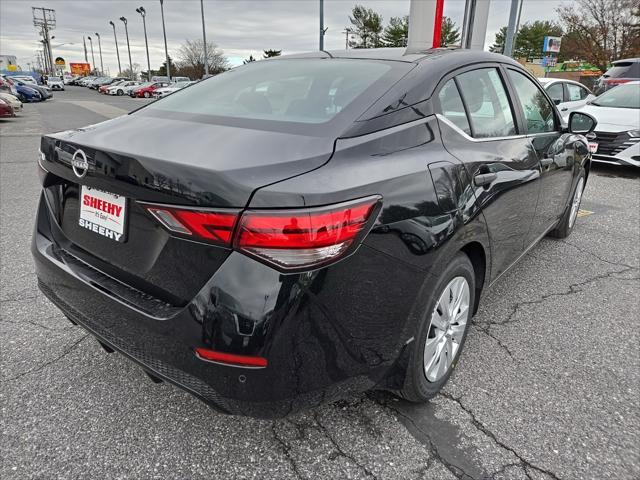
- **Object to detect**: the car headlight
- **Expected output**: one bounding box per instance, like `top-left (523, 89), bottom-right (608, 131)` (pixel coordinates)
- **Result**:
top-left (627, 130), bottom-right (640, 138)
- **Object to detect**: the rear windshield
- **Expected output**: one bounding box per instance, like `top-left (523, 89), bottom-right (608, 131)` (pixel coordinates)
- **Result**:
top-left (604, 61), bottom-right (640, 78)
top-left (144, 59), bottom-right (394, 124)
top-left (592, 83), bottom-right (640, 108)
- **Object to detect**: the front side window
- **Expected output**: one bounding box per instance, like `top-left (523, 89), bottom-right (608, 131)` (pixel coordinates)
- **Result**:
top-left (456, 68), bottom-right (516, 138)
top-left (508, 70), bottom-right (556, 134)
top-left (437, 79), bottom-right (471, 135)
top-left (566, 83), bottom-right (589, 101)
top-left (547, 83), bottom-right (564, 104)
top-left (145, 59), bottom-right (394, 124)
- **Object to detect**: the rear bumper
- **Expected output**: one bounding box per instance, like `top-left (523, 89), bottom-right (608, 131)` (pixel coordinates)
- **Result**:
top-left (32, 193), bottom-right (420, 418)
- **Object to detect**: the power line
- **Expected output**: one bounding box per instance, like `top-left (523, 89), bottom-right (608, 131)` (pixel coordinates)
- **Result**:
top-left (32, 6), bottom-right (56, 75)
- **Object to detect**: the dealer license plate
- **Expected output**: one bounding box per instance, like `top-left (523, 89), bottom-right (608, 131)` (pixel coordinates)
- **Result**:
top-left (588, 142), bottom-right (598, 153)
top-left (79, 186), bottom-right (127, 242)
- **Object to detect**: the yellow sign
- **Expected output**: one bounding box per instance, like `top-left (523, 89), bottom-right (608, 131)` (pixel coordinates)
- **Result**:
top-left (7, 64), bottom-right (17, 71)
top-left (55, 57), bottom-right (65, 66)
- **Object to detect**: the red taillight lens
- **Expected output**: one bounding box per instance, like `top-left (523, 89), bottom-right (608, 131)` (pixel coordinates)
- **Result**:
top-left (235, 196), bottom-right (380, 270)
top-left (604, 78), bottom-right (631, 85)
top-left (194, 348), bottom-right (267, 368)
top-left (146, 206), bottom-right (238, 245)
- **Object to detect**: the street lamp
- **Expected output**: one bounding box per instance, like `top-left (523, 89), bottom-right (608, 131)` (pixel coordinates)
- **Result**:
top-left (119, 16), bottom-right (133, 79)
top-left (200, 0), bottom-right (208, 77)
top-left (109, 21), bottom-right (122, 75)
top-left (135, 7), bottom-right (151, 81)
top-left (95, 32), bottom-right (104, 75)
top-left (87, 35), bottom-right (96, 74)
top-left (159, 0), bottom-right (171, 81)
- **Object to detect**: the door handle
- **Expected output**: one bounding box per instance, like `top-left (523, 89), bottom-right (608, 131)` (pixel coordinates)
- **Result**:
top-left (561, 107), bottom-right (568, 111)
top-left (474, 172), bottom-right (497, 187)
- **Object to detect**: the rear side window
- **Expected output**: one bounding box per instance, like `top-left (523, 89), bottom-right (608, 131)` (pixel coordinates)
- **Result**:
top-left (508, 70), bottom-right (556, 134)
top-left (546, 83), bottom-right (564, 104)
top-left (566, 83), bottom-right (589, 101)
top-left (145, 59), bottom-right (393, 124)
top-left (437, 79), bottom-right (471, 135)
top-left (456, 68), bottom-right (516, 138)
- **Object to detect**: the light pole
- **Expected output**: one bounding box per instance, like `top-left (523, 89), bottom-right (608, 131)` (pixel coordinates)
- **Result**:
top-left (119, 16), bottom-right (133, 79)
top-left (159, 0), bottom-right (171, 81)
top-left (200, 0), bottom-right (208, 77)
top-left (136, 7), bottom-right (151, 81)
top-left (95, 33), bottom-right (104, 75)
top-left (87, 35), bottom-right (96, 74)
top-left (109, 21), bottom-right (122, 75)
top-left (319, 0), bottom-right (325, 51)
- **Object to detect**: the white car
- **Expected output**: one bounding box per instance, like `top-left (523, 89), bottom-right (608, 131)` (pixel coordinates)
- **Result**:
top-left (0, 92), bottom-right (23, 112)
top-left (575, 81), bottom-right (639, 168)
top-left (153, 81), bottom-right (195, 98)
top-left (537, 78), bottom-right (596, 120)
top-left (47, 77), bottom-right (65, 91)
top-left (109, 81), bottom-right (141, 96)
top-left (12, 75), bottom-right (38, 86)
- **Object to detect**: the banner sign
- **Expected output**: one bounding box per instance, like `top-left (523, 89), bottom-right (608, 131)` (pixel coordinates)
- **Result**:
top-left (543, 36), bottom-right (562, 53)
top-left (70, 62), bottom-right (91, 75)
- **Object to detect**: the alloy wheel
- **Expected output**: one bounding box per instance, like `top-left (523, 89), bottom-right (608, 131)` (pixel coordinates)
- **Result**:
top-left (568, 177), bottom-right (584, 229)
top-left (424, 276), bottom-right (470, 382)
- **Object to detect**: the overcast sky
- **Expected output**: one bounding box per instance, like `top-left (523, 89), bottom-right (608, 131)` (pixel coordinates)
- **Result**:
top-left (1, 0), bottom-right (571, 74)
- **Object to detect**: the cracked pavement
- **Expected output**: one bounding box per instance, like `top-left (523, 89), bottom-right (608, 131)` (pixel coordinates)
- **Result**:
top-left (1, 88), bottom-right (639, 479)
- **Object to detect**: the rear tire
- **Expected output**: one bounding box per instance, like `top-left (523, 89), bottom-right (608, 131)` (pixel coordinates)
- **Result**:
top-left (117, 89), bottom-right (123, 96)
top-left (144, 91), bottom-right (150, 98)
top-left (548, 171), bottom-right (586, 239)
top-left (399, 252), bottom-right (475, 402)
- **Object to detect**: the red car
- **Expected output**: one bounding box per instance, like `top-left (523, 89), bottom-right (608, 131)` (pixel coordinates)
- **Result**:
top-left (135, 82), bottom-right (169, 98)
top-left (0, 98), bottom-right (14, 117)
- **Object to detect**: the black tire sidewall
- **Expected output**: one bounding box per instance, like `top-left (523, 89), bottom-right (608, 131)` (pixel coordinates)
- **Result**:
top-left (549, 169), bottom-right (586, 239)
top-left (402, 253), bottom-right (476, 401)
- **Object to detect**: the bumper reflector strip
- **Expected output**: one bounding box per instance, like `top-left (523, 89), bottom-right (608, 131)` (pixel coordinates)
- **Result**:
top-left (194, 347), bottom-right (268, 368)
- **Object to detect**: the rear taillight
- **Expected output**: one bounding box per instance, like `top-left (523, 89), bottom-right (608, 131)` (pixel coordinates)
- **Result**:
top-left (235, 196), bottom-right (380, 270)
top-left (145, 206), bottom-right (239, 245)
top-left (143, 196), bottom-right (380, 270)
top-left (604, 78), bottom-right (631, 86)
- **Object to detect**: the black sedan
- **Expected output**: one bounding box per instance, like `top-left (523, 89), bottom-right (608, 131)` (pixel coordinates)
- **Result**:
top-left (33, 48), bottom-right (596, 418)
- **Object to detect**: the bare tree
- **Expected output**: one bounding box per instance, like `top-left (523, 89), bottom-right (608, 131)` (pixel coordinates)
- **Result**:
top-left (119, 63), bottom-right (140, 80)
top-left (557, 0), bottom-right (639, 71)
top-left (177, 39), bottom-right (228, 79)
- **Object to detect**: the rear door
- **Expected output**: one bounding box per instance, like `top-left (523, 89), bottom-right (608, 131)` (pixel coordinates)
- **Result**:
top-left (435, 65), bottom-right (541, 280)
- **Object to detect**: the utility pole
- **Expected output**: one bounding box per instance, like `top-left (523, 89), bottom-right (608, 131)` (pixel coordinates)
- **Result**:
top-left (109, 21), bottom-right (122, 75)
top-left (120, 17), bottom-right (133, 79)
top-left (95, 33), bottom-right (104, 75)
top-left (159, 0), bottom-right (171, 81)
top-left (136, 7), bottom-right (152, 81)
top-left (504, 0), bottom-right (523, 57)
top-left (83, 36), bottom-right (88, 62)
top-left (319, 0), bottom-right (325, 51)
top-left (200, 0), bottom-right (209, 77)
top-left (88, 36), bottom-right (96, 73)
top-left (32, 7), bottom-right (56, 75)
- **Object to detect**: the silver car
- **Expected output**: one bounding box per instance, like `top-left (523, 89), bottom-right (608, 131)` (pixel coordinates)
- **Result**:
top-left (575, 81), bottom-right (639, 168)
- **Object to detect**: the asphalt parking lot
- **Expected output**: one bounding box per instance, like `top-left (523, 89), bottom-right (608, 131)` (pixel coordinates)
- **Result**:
top-left (1, 87), bottom-right (639, 480)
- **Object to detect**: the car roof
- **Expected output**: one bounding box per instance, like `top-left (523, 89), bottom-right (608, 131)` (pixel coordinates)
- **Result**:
top-left (537, 77), bottom-right (587, 87)
top-left (612, 58), bottom-right (640, 64)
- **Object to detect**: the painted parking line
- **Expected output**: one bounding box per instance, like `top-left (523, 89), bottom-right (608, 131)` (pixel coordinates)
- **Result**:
top-left (59, 100), bottom-right (128, 119)
top-left (577, 209), bottom-right (594, 217)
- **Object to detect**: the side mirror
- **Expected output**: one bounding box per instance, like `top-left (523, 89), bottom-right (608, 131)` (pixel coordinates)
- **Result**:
top-left (568, 111), bottom-right (597, 134)
top-left (554, 99), bottom-right (561, 106)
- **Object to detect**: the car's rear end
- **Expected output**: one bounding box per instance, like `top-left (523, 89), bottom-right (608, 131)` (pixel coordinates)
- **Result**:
top-left (594, 58), bottom-right (640, 94)
top-left (33, 56), bottom-right (422, 417)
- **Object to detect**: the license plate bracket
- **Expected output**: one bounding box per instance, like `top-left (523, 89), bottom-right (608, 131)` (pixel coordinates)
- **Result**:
top-left (588, 142), bottom-right (598, 153)
top-left (78, 186), bottom-right (127, 242)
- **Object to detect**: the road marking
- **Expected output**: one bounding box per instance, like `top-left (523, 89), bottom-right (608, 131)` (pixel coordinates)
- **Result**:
top-left (577, 209), bottom-right (594, 218)
top-left (60, 100), bottom-right (128, 119)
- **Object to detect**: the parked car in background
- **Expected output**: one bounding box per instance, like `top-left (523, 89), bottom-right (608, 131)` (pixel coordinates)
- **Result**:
top-left (12, 75), bottom-right (38, 86)
top-left (0, 97), bottom-right (15, 117)
top-left (14, 82), bottom-right (42, 102)
top-left (88, 77), bottom-right (110, 89)
top-left (537, 78), bottom-right (595, 120)
top-left (47, 77), bottom-right (65, 91)
top-left (99, 80), bottom-right (123, 94)
top-left (594, 58), bottom-right (640, 94)
top-left (63, 74), bottom-right (76, 84)
top-left (34, 49), bottom-right (596, 418)
top-left (77, 76), bottom-right (95, 86)
top-left (0, 92), bottom-right (23, 113)
top-left (153, 80), bottom-right (196, 98)
top-left (133, 81), bottom-right (169, 98)
top-left (0, 76), bottom-right (17, 95)
top-left (107, 81), bottom-right (140, 96)
top-left (14, 80), bottom-right (52, 100)
top-left (575, 81), bottom-right (639, 168)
